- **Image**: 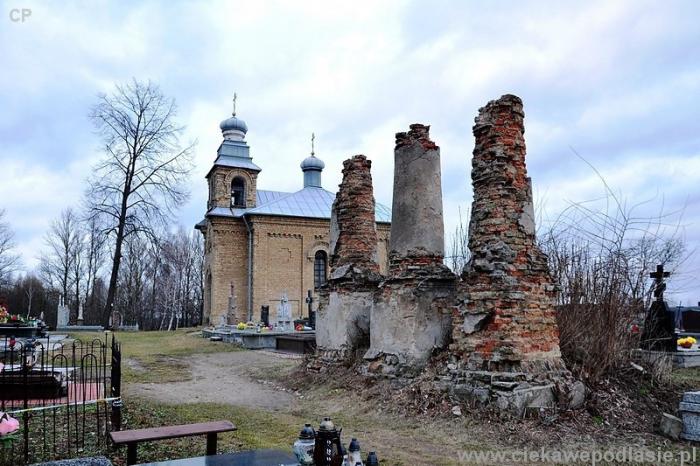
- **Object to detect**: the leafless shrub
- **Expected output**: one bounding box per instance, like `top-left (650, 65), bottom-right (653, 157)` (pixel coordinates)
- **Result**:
top-left (446, 206), bottom-right (470, 275)
top-left (540, 152), bottom-right (687, 383)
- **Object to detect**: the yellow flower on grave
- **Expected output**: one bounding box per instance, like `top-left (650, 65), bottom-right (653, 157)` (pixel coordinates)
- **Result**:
top-left (236, 322), bottom-right (246, 330)
top-left (678, 337), bottom-right (695, 348)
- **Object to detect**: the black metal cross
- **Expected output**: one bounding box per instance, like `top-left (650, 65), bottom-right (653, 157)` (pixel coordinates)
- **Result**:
top-left (650, 264), bottom-right (670, 301)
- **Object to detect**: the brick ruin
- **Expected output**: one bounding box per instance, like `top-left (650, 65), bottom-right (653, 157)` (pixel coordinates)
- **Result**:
top-left (316, 155), bottom-right (382, 361)
top-left (364, 125), bottom-right (456, 375)
top-left (441, 95), bottom-right (580, 413)
top-left (314, 96), bottom-right (582, 413)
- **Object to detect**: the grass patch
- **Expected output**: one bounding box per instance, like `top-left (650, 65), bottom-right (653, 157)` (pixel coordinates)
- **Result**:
top-left (116, 396), bottom-right (301, 464)
top-left (670, 367), bottom-right (700, 386)
top-left (68, 328), bottom-right (241, 384)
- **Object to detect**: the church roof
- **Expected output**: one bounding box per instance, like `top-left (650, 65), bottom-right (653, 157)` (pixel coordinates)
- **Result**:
top-left (202, 187), bottom-right (391, 224)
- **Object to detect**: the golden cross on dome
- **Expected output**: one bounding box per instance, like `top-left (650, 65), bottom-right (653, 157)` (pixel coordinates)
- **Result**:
top-left (311, 132), bottom-right (315, 156)
top-left (232, 93), bottom-right (237, 117)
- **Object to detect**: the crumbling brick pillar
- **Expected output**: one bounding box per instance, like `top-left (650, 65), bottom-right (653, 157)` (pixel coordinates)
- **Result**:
top-left (446, 95), bottom-right (578, 414)
top-left (365, 125), bottom-right (455, 375)
top-left (316, 155), bottom-right (382, 361)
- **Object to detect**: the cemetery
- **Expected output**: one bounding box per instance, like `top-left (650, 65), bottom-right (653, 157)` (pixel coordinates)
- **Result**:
top-left (4, 0), bottom-right (700, 463)
top-left (0, 94), bottom-right (699, 465)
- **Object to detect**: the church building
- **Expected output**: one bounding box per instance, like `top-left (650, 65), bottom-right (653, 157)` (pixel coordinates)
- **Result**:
top-left (196, 105), bottom-right (391, 326)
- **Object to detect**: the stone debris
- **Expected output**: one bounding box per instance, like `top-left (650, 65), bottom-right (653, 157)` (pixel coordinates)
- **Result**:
top-left (659, 412), bottom-right (682, 441)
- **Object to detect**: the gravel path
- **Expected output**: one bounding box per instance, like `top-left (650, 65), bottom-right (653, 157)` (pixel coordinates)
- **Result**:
top-left (125, 351), bottom-right (300, 411)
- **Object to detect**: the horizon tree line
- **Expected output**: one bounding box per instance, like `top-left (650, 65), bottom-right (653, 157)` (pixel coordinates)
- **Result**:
top-left (0, 79), bottom-right (199, 330)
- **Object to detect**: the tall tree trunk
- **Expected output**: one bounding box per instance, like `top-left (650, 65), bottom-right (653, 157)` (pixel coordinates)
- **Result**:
top-left (102, 162), bottom-right (132, 327)
top-left (103, 208), bottom-right (127, 327)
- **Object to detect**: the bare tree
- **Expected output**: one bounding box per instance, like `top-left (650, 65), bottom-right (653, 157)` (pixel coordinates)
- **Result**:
top-left (87, 79), bottom-right (194, 327)
top-left (20, 273), bottom-right (42, 318)
top-left (0, 209), bottom-right (20, 287)
top-left (81, 215), bottom-right (107, 311)
top-left (40, 208), bottom-right (81, 318)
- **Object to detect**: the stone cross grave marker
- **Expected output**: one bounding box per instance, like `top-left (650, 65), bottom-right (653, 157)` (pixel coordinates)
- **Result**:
top-left (651, 264), bottom-right (671, 301)
top-left (277, 292), bottom-right (292, 331)
top-left (641, 264), bottom-right (676, 351)
top-left (57, 295), bottom-right (69, 327)
top-left (227, 282), bottom-right (237, 325)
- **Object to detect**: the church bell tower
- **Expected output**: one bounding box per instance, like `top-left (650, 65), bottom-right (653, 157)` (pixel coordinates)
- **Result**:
top-left (206, 96), bottom-right (261, 210)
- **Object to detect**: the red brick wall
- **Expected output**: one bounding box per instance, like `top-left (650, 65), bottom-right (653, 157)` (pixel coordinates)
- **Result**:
top-left (452, 94), bottom-right (562, 371)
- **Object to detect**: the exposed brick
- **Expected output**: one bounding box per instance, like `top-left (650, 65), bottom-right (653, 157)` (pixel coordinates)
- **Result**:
top-left (451, 94), bottom-right (564, 373)
top-left (316, 155), bottom-right (383, 360)
top-left (329, 155), bottom-right (381, 283)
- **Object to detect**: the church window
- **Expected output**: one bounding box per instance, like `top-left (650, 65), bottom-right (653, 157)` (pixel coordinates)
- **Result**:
top-left (314, 250), bottom-right (327, 288)
top-left (231, 177), bottom-right (246, 207)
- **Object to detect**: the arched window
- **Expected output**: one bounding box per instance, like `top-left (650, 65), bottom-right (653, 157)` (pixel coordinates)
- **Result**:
top-left (314, 250), bottom-right (328, 288)
top-left (231, 177), bottom-right (246, 207)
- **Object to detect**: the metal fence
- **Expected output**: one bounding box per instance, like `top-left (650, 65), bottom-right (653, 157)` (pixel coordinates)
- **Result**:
top-left (0, 334), bottom-right (121, 465)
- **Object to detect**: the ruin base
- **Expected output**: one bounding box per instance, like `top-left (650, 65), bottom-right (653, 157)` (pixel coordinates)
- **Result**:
top-left (316, 289), bottom-right (374, 358)
top-left (364, 277), bottom-right (454, 376)
top-left (435, 356), bottom-right (584, 416)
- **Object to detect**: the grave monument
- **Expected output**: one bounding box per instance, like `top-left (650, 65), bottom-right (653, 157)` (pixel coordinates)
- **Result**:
top-left (277, 292), bottom-right (292, 331)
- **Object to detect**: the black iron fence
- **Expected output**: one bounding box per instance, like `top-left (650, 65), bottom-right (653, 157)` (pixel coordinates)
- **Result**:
top-left (0, 334), bottom-right (121, 465)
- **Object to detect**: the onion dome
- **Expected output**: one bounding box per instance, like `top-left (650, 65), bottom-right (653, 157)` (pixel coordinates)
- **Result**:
top-left (300, 154), bottom-right (325, 171)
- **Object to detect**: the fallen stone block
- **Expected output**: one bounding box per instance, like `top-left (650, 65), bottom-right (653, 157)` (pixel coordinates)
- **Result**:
top-left (659, 413), bottom-right (683, 441)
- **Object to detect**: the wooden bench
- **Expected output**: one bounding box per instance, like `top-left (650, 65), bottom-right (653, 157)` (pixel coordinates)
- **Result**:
top-left (110, 420), bottom-right (236, 465)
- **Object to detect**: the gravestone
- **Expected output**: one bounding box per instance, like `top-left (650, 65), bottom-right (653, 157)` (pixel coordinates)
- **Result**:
top-left (680, 391), bottom-right (700, 441)
top-left (681, 308), bottom-right (700, 334)
top-left (640, 265), bottom-right (676, 351)
top-left (227, 282), bottom-right (238, 325)
top-left (77, 298), bottom-right (84, 325)
top-left (277, 293), bottom-right (292, 331)
top-left (305, 290), bottom-right (316, 329)
top-left (56, 296), bottom-right (69, 328)
top-left (261, 305), bottom-right (270, 327)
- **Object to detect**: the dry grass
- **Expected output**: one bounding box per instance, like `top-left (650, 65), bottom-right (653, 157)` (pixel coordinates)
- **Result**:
top-left (98, 331), bottom-right (700, 465)
top-left (69, 328), bottom-right (240, 383)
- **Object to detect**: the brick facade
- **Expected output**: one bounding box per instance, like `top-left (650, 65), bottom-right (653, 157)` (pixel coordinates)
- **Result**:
top-left (201, 203), bottom-right (390, 326)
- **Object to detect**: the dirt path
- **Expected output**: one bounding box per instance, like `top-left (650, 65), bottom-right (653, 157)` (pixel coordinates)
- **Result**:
top-left (125, 351), bottom-right (300, 411)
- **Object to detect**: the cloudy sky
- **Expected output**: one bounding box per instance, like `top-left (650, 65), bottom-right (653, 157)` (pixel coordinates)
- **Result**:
top-left (1, 0), bottom-right (698, 303)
